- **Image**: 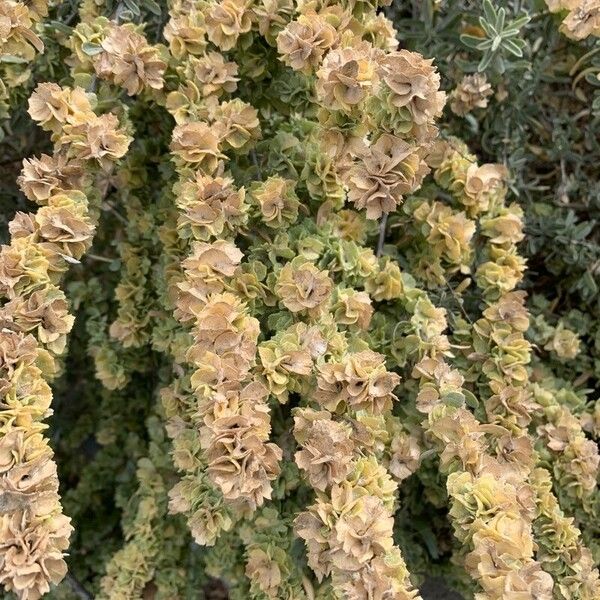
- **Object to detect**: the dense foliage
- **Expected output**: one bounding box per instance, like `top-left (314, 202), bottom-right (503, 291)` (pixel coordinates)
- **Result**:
top-left (0, 0), bottom-right (598, 599)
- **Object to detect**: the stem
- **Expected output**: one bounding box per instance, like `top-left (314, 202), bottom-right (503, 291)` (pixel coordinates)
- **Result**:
top-left (377, 213), bottom-right (388, 257)
top-left (66, 574), bottom-right (92, 600)
top-left (103, 201), bottom-right (129, 226)
top-left (86, 253), bottom-right (115, 264)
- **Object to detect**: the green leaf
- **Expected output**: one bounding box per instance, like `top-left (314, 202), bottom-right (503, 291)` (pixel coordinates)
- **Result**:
top-left (46, 20), bottom-right (73, 34)
top-left (141, 0), bottom-right (161, 16)
top-left (503, 38), bottom-right (524, 57)
top-left (482, 0), bottom-right (496, 24)
top-left (495, 54), bottom-right (506, 74)
top-left (0, 54), bottom-right (29, 63)
top-left (510, 15), bottom-right (531, 30)
top-left (478, 49), bottom-right (494, 72)
top-left (418, 525), bottom-right (440, 560)
top-left (82, 42), bottom-right (104, 56)
top-left (444, 391), bottom-right (465, 408)
top-left (495, 7), bottom-right (506, 32)
top-left (464, 390), bottom-right (479, 410)
top-left (460, 34), bottom-right (487, 50)
top-left (479, 16), bottom-right (498, 38)
top-left (122, 0), bottom-right (140, 17)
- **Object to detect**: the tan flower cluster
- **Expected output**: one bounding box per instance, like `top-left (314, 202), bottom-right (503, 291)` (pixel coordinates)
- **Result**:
top-left (430, 138), bottom-right (527, 305)
top-left (430, 139), bottom-right (508, 217)
top-left (0, 0), bottom-right (46, 93)
top-left (402, 294), bottom-right (451, 360)
top-left (277, 11), bottom-right (338, 73)
top-left (331, 287), bottom-right (373, 330)
top-left (162, 384), bottom-right (233, 547)
top-left (545, 0), bottom-right (600, 39)
top-left (293, 410), bottom-right (354, 490)
top-left (412, 199), bottom-right (475, 281)
top-left (108, 242), bottom-right (151, 349)
top-left (414, 375), bottom-right (553, 597)
top-left (27, 83), bottom-right (130, 170)
top-left (169, 98), bottom-right (260, 164)
top-left (212, 98), bottom-right (261, 152)
top-left (170, 121), bottom-right (224, 169)
top-left (162, 1), bottom-right (283, 522)
top-left (286, 320), bottom-right (418, 595)
top-left (198, 380), bottom-right (283, 510)
top-left (377, 49), bottom-right (446, 137)
top-left (274, 3), bottom-right (445, 222)
top-left (205, 0), bottom-right (252, 51)
top-left (250, 176), bottom-right (299, 229)
top-left (258, 322), bottom-right (326, 402)
top-left (399, 166), bottom-right (557, 596)
top-left (17, 154), bottom-right (89, 205)
top-left (16, 0), bottom-right (595, 594)
top-left (245, 547), bottom-right (281, 598)
top-left (341, 134), bottom-right (430, 220)
top-left (314, 349), bottom-right (400, 415)
top-left (295, 463), bottom-right (419, 598)
top-left (175, 171), bottom-right (247, 241)
top-left (449, 73), bottom-right (493, 116)
top-left (316, 42), bottom-right (377, 114)
top-left (543, 323), bottom-right (581, 360)
top-left (156, 2), bottom-right (442, 596)
top-left (163, 6), bottom-right (207, 58)
top-left (0, 81), bottom-right (131, 599)
top-left (275, 258), bottom-right (333, 318)
top-left (93, 22), bottom-right (166, 96)
top-left (388, 430), bottom-right (421, 482)
top-left (251, 0), bottom-right (295, 45)
top-left (188, 51), bottom-right (239, 97)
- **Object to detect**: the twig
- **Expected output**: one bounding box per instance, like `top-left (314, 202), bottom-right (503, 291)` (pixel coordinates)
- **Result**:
top-left (103, 201), bottom-right (129, 226)
top-left (86, 253), bottom-right (115, 264)
top-left (66, 574), bottom-right (92, 600)
top-left (445, 280), bottom-right (473, 325)
top-left (377, 213), bottom-right (388, 257)
top-left (250, 149), bottom-right (262, 179)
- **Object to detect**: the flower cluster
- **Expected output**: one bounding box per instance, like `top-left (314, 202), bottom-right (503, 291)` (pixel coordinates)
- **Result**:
top-left (545, 0), bottom-right (600, 39)
top-left (423, 135), bottom-right (600, 598)
top-left (0, 82), bottom-right (130, 599)
top-left (69, 17), bottom-right (167, 96)
top-left (150, 0), bottom-right (446, 597)
top-left (449, 73), bottom-right (493, 117)
top-left (0, 0), bottom-right (47, 119)
top-left (533, 384), bottom-right (600, 503)
top-left (161, 0), bottom-right (282, 549)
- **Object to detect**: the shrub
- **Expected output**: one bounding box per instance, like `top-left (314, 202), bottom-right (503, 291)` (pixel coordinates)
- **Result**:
top-left (0, 1), bottom-right (598, 599)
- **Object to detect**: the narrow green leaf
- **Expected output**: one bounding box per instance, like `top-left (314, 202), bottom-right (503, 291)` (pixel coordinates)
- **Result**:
top-left (141, 0), bottom-right (161, 16)
top-left (460, 34), bottom-right (487, 50)
top-left (503, 38), bottom-right (524, 57)
top-left (478, 49), bottom-right (494, 72)
top-left (496, 7), bottom-right (506, 32)
top-left (482, 0), bottom-right (496, 24)
top-left (479, 16), bottom-right (498, 38)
